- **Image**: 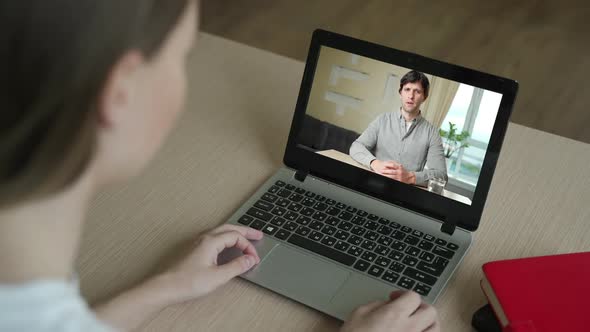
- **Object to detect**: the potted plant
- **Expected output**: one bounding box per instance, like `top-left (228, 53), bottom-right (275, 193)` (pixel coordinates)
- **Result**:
top-left (439, 122), bottom-right (470, 171)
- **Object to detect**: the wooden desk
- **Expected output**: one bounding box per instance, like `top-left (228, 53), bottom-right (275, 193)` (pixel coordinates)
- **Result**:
top-left (78, 33), bottom-right (590, 331)
top-left (317, 149), bottom-right (472, 205)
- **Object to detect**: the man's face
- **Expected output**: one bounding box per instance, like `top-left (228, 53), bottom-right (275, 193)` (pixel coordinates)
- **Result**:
top-left (400, 82), bottom-right (426, 114)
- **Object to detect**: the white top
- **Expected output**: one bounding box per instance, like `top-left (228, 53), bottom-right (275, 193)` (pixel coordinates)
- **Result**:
top-left (0, 280), bottom-right (115, 332)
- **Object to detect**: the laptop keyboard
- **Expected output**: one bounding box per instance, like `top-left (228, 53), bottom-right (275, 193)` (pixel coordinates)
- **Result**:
top-left (237, 180), bottom-right (460, 297)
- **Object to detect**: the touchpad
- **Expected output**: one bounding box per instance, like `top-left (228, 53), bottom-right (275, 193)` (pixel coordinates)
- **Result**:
top-left (246, 245), bottom-right (351, 308)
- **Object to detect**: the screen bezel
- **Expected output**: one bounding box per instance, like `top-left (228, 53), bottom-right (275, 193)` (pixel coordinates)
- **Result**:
top-left (284, 29), bottom-right (518, 232)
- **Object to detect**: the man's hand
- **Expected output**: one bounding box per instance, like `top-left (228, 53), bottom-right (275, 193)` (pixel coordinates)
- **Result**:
top-left (164, 224), bottom-right (263, 302)
top-left (370, 159), bottom-right (416, 184)
top-left (340, 291), bottom-right (440, 332)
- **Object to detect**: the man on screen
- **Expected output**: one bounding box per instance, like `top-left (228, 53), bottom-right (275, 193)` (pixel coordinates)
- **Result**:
top-left (349, 70), bottom-right (447, 186)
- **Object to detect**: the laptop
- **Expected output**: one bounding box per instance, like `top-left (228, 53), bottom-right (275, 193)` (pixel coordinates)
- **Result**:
top-left (219, 29), bottom-right (518, 320)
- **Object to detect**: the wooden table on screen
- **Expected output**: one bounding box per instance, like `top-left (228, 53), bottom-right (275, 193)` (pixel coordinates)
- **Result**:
top-left (316, 149), bottom-right (472, 205)
top-left (78, 33), bottom-right (590, 332)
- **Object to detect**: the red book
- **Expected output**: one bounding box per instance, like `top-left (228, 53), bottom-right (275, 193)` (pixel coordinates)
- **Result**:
top-left (481, 252), bottom-right (590, 332)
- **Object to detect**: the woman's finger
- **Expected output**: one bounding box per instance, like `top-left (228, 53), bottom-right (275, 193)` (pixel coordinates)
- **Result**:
top-left (207, 224), bottom-right (263, 240)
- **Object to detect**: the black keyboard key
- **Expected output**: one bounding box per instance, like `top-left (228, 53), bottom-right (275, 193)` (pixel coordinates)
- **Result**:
top-left (321, 225), bottom-right (337, 236)
top-left (312, 211), bottom-right (327, 222)
top-left (354, 260), bottom-right (370, 272)
top-left (382, 270), bottom-right (400, 284)
top-left (388, 250), bottom-right (404, 261)
top-left (357, 210), bottom-right (368, 217)
top-left (364, 231), bottom-right (379, 241)
top-left (347, 235), bottom-right (363, 246)
top-left (275, 180), bottom-right (286, 187)
top-left (268, 185), bottom-right (280, 194)
top-left (351, 216), bottom-right (366, 225)
top-left (294, 187), bottom-right (306, 195)
top-left (284, 211), bottom-right (299, 222)
top-left (335, 202), bottom-right (347, 210)
top-left (433, 256), bottom-right (449, 268)
top-left (285, 184), bottom-right (296, 191)
top-left (367, 214), bottom-right (379, 221)
top-left (338, 221), bottom-right (353, 231)
top-left (295, 226), bottom-right (311, 236)
top-left (250, 219), bottom-right (266, 230)
top-left (401, 226), bottom-right (413, 233)
top-left (300, 207), bottom-right (315, 217)
top-left (287, 202), bottom-right (303, 212)
top-left (397, 277), bottom-right (416, 290)
top-left (301, 198), bottom-right (315, 207)
top-left (378, 218), bottom-right (390, 225)
top-left (435, 238), bottom-right (447, 246)
top-left (309, 230), bottom-right (324, 242)
top-left (351, 226), bottom-right (366, 236)
top-left (391, 240), bottom-right (407, 251)
top-left (405, 246), bottom-right (421, 257)
top-left (404, 235), bottom-right (420, 246)
top-left (402, 256), bottom-right (419, 266)
top-left (326, 206), bottom-right (340, 216)
top-left (313, 202), bottom-right (329, 211)
top-left (288, 234), bottom-right (356, 266)
top-left (360, 240), bottom-right (376, 251)
top-left (247, 207), bottom-right (273, 222)
top-left (321, 236), bottom-right (337, 247)
top-left (377, 236), bottom-right (393, 246)
top-left (404, 267), bottom-right (437, 286)
top-left (414, 283), bottom-right (432, 296)
top-left (418, 240), bottom-right (434, 251)
top-left (419, 251), bottom-right (435, 263)
top-left (375, 256), bottom-right (391, 268)
top-left (390, 262), bottom-right (405, 273)
top-left (377, 225), bottom-right (392, 236)
top-left (262, 224), bottom-right (278, 235)
top-left (390, 221), bottom-right (401, 229)
top-left (325, 216), bottom-right (340, 226)
top-left (335, 230), bottom-right (350, 240)
top-left (433, 246), bottom-right (455, 259)
top-left (325, 199), bottom-right (336, 205)
top-left (339, 211), bottom-right (354, 221)
top-left (346, 206), bottom-right (357, 213)
top-left (412, 230), bottom-right (424, 238)
top-left (261, 193), bottom-right (278, 203)
top-left (271, 207), bottom-right (287, 217)
top-left (315, 195), bottom-right (326, 202)
top-left (424, 234), bottom-right (435, 242)
top-left (238, 215), bottom-right (254, 225)
top-left (364, 220), bottom-right (379, 231)
top-left (447, 242), bottom-right (459, 250)
top-left (416, 261), bottom-right (445, 277)
top-left (368, 265), bottom-right (385, 277)
top-left (277, 189), bottom-right (292, 198)
top-left (304, 191), bottom-right (316, 198)
top-left (275, 229), bottom-right (291, 240)
top-left (391, 230), bottom-right (406, 240)
top-left (375, 245), bottom-right (390, 256)
top-left (296, 216), bottom-right (311, 226)
top-left (289, 193), bottom-right (304, 203)
top-left (276, 198), bottom-right (290, 207)
top-left (310, 221), bottom-right (323, 231)
top-left (361, 251), bottom-right (377, 262)
top-left (334, 240), bottom-right (350, 252)
top-left (270, 216), bottom-right (286, 227)
top-left (347, 246), bottom-right (363, 257)
top-left (284, 221), bottom-right (298, 231)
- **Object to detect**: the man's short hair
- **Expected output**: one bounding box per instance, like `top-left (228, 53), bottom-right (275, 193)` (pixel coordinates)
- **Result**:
top-left (398, 70), bottom-right (430, 98)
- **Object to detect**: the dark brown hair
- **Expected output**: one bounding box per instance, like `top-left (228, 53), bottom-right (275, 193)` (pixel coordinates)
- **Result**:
top-left (398, 70), bottom-right (430, 98)
top-left (0, 1), bottom-right (192, 208)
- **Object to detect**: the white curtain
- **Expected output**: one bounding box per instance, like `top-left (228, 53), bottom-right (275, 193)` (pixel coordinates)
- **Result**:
top-left (421, 77), bottom-right (460, 129)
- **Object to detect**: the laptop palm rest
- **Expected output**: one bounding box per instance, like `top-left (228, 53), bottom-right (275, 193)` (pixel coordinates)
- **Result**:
top-left (245, 245), bottom-right (351, 309)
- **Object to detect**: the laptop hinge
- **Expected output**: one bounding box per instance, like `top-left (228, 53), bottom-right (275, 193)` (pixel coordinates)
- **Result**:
top-left (440, 218), bottom-right (456, 236)
top-left (294, 169), bottom-right (308, 182)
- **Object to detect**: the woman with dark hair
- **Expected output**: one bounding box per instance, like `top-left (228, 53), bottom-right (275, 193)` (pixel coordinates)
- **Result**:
top-left (0, 1), bottom-right (439, 331)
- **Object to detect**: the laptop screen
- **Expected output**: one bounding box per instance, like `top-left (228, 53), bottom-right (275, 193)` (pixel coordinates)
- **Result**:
top-left (296, 46), bottom-right (504, 206)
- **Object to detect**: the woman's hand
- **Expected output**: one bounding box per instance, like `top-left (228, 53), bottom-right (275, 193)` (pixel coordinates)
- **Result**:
top-left (341, 291), bottom-right (440, 332)
top-left (165, 224), bottom-right (263, 302)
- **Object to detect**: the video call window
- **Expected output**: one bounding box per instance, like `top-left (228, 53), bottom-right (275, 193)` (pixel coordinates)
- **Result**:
top-left (297, 46), bottom-right (503, 206)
